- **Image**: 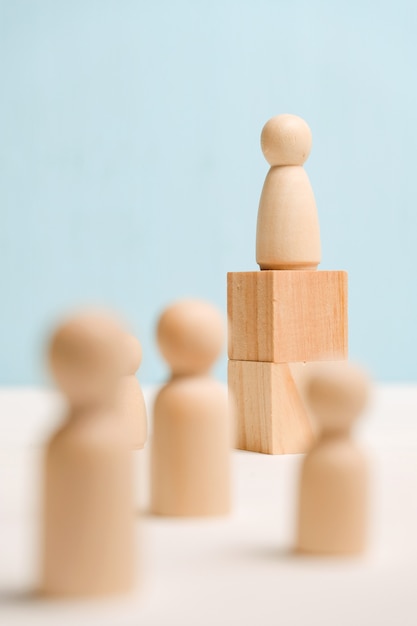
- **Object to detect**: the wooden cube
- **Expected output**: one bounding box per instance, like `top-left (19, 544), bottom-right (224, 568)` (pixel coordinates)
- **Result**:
top-left (228, 270), bottom-right (348, 363)
top-left (228, 360), bottom-right (314, 454)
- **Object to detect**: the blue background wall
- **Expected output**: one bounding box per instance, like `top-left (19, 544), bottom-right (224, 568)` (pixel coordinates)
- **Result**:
top-left (1, 1), bottom-right (416, 384)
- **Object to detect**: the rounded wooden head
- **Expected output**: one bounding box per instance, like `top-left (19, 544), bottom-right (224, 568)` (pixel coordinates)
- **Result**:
top-left (157, 299), bottom-right (224, 376)
top-left (260, 114), bottom-right (312, 166)
top-left (49, 310), bottom-right (125, 407)
top-left (121, 333), bottom-right (142, 376)
top-left (306, 362), bottom-right (370, 435)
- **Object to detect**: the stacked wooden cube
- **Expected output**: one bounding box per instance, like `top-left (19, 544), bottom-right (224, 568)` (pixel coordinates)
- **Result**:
top-left (227, 115), bottom-right (348, 454)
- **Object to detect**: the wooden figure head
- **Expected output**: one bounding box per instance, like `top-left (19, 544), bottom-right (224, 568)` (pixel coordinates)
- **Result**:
top-left (49, 310), bottom-right (124, 408)
top-left (157, 299), bottom-right (224, 377)
top-left (306, 362), bottom-right (370, 436)
top-left (260, 114), bottom-right (312, 167)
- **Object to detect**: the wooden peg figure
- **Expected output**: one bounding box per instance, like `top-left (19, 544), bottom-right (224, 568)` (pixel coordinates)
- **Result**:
top-left (256, 114), bottom-right (321, 270)
top-left (40, 311), bottom-right (136, 597)
top-left (151, 299), bottom-right (231, 517)
top-left (119, 333), bottom-right (147, 449)
top-left (296, 362), bottom-right (370, 555)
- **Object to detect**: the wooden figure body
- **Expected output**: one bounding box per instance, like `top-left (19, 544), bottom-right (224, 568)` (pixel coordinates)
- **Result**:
top-left (40, 311), bottom-right (136, 597)
top-left (296, 362), bottom-right (369, 555)
top-left (119, 333), bottom-right (147, 449)
top-left (151, 299), bottom-right (231, 517)
top-left (256, 114), bottom-right (321, 270)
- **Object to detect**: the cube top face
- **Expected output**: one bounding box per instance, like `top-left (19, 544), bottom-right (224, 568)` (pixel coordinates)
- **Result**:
top-left (227, 270), bottom-right (348, 363)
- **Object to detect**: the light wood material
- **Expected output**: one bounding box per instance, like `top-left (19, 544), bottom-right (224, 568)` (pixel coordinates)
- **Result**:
top-left (151, 376), bottom-right (231, 516)
top-left (151, 300), bottom-right (231, 516)
top-left (256, 114), bottom-right (321, 270)
top-left (228, 270), bottom-right (348, 363)
top-left (296, 362), bottom-right (369, 555)
top-left (40, 311), bottom-right (136, 597)
top-left (119, 333), bottom-right (147, 449)
top-left (289, 362), bottom-right (323, 435)
top-left (157, 299), bottom-right (224, 377)
top-left (228, 360), bottom-right (313, 455)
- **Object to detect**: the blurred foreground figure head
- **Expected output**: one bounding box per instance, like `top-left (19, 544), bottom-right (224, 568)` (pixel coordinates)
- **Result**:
top-left (296, 361), bottom-right (370, 556)
top-left (49, 310), bottom-right (125, 408)
top-left (41, 308), bottom-right (136, 597)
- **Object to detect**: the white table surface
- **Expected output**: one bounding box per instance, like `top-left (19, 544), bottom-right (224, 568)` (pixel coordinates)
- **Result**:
top-left (1, 385), bottom-right (417, 626)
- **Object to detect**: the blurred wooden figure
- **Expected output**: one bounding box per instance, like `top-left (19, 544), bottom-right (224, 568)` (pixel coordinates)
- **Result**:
top-left (151, 299), bottom-right (231, 517)
top-left (119, 333), bottom-right (147, 449)
top-left (256, 114), bottom-right (321, 270)
top-left (296, 362), bottom-right (369, 555)
top-left (40, 311), bottom-right (136, 597)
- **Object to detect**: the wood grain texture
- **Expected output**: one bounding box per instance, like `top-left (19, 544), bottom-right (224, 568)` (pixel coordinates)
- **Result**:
top-left (228, 360), bottom-right (314, 454)
top-left (228, 270), bottom-right (348, 363)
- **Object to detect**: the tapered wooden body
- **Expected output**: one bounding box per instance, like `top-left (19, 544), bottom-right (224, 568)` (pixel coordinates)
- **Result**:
top-left (119, 376), bottom-right (147, 449)
top-left (227, 269), bottom-right (347, 454)
top-left (41, 409), bottom-right (135, 596)
top-left (256, 166), bottom-right (321, 270)
top-left (151, 376), bottom-right (231, 517)
top-left (297, 435), bottom-right (368, 554)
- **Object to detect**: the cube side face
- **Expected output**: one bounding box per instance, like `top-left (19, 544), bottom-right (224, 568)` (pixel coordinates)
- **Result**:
top-left (228, 270), bottom-right (348, 363)
top-left (270, 363), bottom-right (314, 453)
top-left (272, 270), bottom-right (348, 362)
top-left (228, 271), bottom-right (274, 361)
top-left (228, 360), bottom-right (314, 454)
top-left (228, 359), bottom-right (273, 454)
